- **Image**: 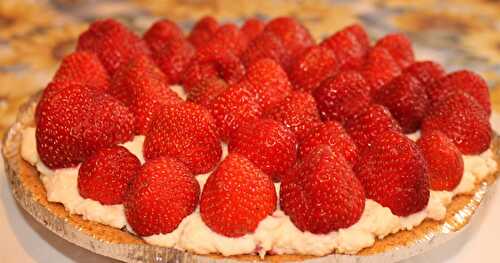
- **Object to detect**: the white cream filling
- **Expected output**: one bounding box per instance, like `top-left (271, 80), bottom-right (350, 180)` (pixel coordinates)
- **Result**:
top-left (20, 127), bottom-right (497, 257)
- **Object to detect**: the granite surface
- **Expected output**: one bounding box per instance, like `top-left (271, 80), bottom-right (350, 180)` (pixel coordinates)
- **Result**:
top-left (0, 0), bottom-right (499, 137)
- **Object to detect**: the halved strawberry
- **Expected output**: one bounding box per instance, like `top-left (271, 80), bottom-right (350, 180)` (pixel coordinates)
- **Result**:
top-left (200, 154), bottom-right (277, 237)
top-left (354, 129), bottom-right (429, 216)
top-left (281, 145), bottom-right (365, 234)
top-left (374, 33), bottom-right (415, 68)
top-left (78, 146), bottom-right (140, 205)
top-left (125, 157), bottom-right (199, 236)
top-left (143, 102), bottom-right (222, 174)
top-left (143, 19), bottom-right (184, 53)
top-left (229, 119), bottom-right (298, 181)
top-left (188, 16), bottom-right (219, 49)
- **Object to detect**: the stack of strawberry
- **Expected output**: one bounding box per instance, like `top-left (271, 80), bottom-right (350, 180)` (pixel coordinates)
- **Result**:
top-left (35, 17), bottom-right (492, 239)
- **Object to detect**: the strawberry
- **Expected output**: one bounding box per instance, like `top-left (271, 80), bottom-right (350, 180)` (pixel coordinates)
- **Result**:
top-left (242, 58), bottom-right (292, 111)
top-left (241, 18), bottom-right (265, 41)
top-left (362, 46), bottom-right (402, 96)
top-left (77, 19), bottom-right (151, 75)
top-left (153, 38), bottom-right (195, 84)
top-left (417, 131), bottom-right (464, 191)
top-left (374, 33), bottom-right (414, 68)
top-left (229, 119), bottom-right (298, 181)
top-left (354, 129), bottom-right (429, 216)
top-left (109, 55), bottom-right (182, 134)
top-left (313, 70), bottom-right (371, 123)
top-left (143, 102), bottom-right (222, 174)
top-left (36, 84), bottom-right (135, 169)
top-left (374, 72), bottom-right (429, 133)
top-left (320, 24), bottom-right (369, 69)
top-left (299, 121), bottom-right (358, 165)
top-left (241, 30), bottom-right (292, 71)
top-left (200, 154), bottom-right (277, 237)
top-left (125, 156), bottom-right (199, 236)
top-left (188, 16), bottom-right (219, 49)
top-left (181, 61), bottom-right (220, 93)
top-left (53, 51), bottom-right (109, 92)
top-left (345, 24), bottom-right (371, 50)
top-left (403, 60), bottom-right (445, 88)
top-left (421, 91), bottom-right (491, 154)
top-left (281, 145), bottom-right (365, 234)
top-left (264, 91), bottom-right (322, 141)
top-left (78, 146), bottom-right (140, 205)
top-left (288, 45), bottom-right (338, 93)
top-left (264, 17), bottom-right (314, 59)
top-left (204, 24), bottom-right (248, 57)
top-left (143, 19), bottom-right (184, 53)
top-left (207, 84), bottom-right (262, 141)
top-left (427, 70), bottom-right (491, 116)
top-left (344, 104), bottom-right (403, 152)
top-left (187, 77), bottom-right (227, 107)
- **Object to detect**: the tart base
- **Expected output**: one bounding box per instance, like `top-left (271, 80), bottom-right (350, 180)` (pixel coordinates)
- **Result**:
top-left (3, 94), bottom-right (500, 262)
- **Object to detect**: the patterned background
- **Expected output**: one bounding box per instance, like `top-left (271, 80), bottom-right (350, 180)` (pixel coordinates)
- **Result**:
top-left (0, 0), bottom-right (499, 138)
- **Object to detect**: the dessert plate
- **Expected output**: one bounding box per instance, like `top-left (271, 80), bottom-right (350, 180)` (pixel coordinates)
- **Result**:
top-left (2, 93), bottom-right (499, 263)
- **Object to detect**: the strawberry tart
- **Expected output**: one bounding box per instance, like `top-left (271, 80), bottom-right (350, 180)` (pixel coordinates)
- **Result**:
top-left (3, 16), bottom-right (499, 262)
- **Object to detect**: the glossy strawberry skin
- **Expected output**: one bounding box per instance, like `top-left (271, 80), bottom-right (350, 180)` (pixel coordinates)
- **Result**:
top-left (313, 70), bottom-right (371, 124)
top-left (299, 121), bottom-right (358, 165)
top-left (125, 157), bottom-right (199, 237)
top-left (417, 131), bottom-right (464, 191)
top-left (241, 31), bottom-right (291, 71)
top-left (200, 154), bottom-right (277, 237)
top-left (143, 19), bottom-right (184, 53)
top-left (320, 24), bottom-right (369, 69)
top-left (187, 77), bottom-right (227, 107)
top-left (263, 17), bottom-right (315, 59)
top-left (354, 130), bottom-right (429, 217)
top-left (289, 45), bottom-right (338, 93)
top-left (153, 38), bottom-right (195, 85)
top-left (77, 19), bottom-right (151, 75)
top-left (281, 145), bottom-right (365, 234)
top-left (53, 51), bottom-right (109, 92)
top-left (207, 84), bottom-right (262, 141)
top-left (403, 60), bottom-right (445, 88)
top-left (427, 70), bottom-right (491, 116)
top-left (362, 46), bottom-right (402, 96)
top-left (374, 72), bottom-right (429, 133)
top-left (78, 146), bottom-right (140, 205)
top-left (374, 33), bottom-right (415, 68)
top-left (188, 16), bottom-right (219, 49)
top-left (36, 84), bottom-right (135, 169)
top-left (143, 102), bottom-right (222, 174)
top-left (421, 91), bottom-right (491, 154)
top-left (229, 119), bottom-right (298, 181)
top-left (264, 91), bottom-right (322, 141)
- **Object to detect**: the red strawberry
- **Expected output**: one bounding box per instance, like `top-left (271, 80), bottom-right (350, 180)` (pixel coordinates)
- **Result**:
top-left (78, 146), bottom-right (140, 205)
top-left (289, 45), bottom-right (338, 93)
top-left (374, 33), bottom-right (415, 68)
top-left (264, 91), bottom-right (322, 141)
top-left (417, 131), bottom-right (464, 191)
top-left (320, 24), bottom-right (369, 69)
top-left (344, 104), bottom-right (403, 152)
top-left (143, 19), bottom-right (184, 53)
top-left (345, 24), bottom-right (371, 50)
top-left (374, 72), bottom-right (429, 133)
top-left (229, 119), bottom-right (298, 181)
top-left (403, 60), bottom-right (445, 88)
top-left (36, 84), bottom-right (134, 169)
top-left (299, 121), bottom-right (358, 165)
top-left (188, 16), bottom-right (219, 49)
top-left (109, 55), bottom-right (182, 134)
top-left (281, 145), bottom-right (365, 234)
top-left (207, 84), bottom-right (262, 141)
top-left (264, 17), bottom-right (314, 59)
top-left (125, 157), bottom-right (199, 236)
top-left (204, 24), bottom-right (248, 57)
top-left (241, 30), bottom-right (292, 70)
top-left (200, 154), bottom-right (277, 237)
top-left (181, 61), bottom-right (219, 93)
top-left (143, 102), bottom-right (222, 174)
top-left (77, 19), bottom-right (151, 74)
top-left (421, 91), bottom-right (491, 154)
top-left (242, 58), bottom-right (292, 111)
top-left (427, 70), bottom-right (491, 116)
top-left (153, 38), bottom-right (195, 84)
top-left (187, 77), bottom-right (227, 107)
top-left (53, 51), bottom-right (109, 92)
top-left (241, 18), bottom-right (265, 41)
top-left (362, 46), bottom-right (402, 96)
top-left (313, 70), bottom-right (371, 123)
top-left (354, 129), bottom-right (429, 216)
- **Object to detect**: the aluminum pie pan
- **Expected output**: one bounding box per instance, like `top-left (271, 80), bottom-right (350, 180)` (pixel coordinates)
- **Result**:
top-left (2, 93), bottom-right (499, 263)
